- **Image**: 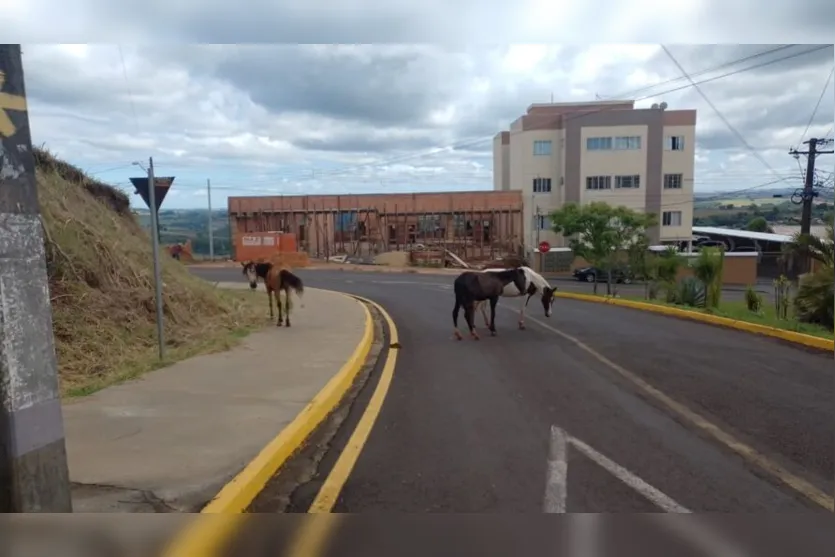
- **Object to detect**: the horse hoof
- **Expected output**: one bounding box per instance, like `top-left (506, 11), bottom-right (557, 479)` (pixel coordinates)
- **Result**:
top-left (277, 322), bottom-right (283, 327)
top-left (453, 331), bottom-right (463, 341)
top-left (490, 330), bottom-right (497, 337)
top-left (471, 334), bottom-right (480, 341)
top-left (518, 323), bottom-right (526, 330)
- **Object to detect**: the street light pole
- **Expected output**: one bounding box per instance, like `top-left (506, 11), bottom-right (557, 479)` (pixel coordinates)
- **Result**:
top-left (207, 178), bottom-right (214, 261)
top-left (147, 157), bottom-right (165, 360)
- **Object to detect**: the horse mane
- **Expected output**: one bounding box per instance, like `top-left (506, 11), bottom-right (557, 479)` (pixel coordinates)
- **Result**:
top-left (522, 266), bottom-right (553, 291)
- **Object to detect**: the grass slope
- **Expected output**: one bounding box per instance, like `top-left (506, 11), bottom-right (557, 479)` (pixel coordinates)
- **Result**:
top-left (35, 149), bottom-right (263, 396)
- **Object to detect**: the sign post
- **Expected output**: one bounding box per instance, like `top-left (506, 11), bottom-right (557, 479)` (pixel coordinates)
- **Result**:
top-left (538, 241), bottom-right (551, 273)
top-left (0, 44), bottom-right (73, 511)
top-left (129, 168), bottom-right (174, 361)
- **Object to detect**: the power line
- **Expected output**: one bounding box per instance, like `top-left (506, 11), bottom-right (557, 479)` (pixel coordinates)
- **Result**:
top-left (660, 44), bottom-right (788, 184)
top-left (116, 45), bottom-right (140, 134)
top-left (597, 45), bottom-right (798, 101)
top-left (799, 65), bottom-right (834, 144)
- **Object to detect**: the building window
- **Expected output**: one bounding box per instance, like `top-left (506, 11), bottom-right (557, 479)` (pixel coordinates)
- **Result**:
top-left (664, 136), bottom-right (685, 151)
top-left (614, 136), bottom-right (642, 150)
top-left (663, 173), bottom-right (683, 189)
top-left (586, 176), bottom-right (612, 190)
top-left (533, 177), bottom-right (552, 193)
top-left (586, 137), bottom-right (612, 151)
top-left (533, 140), bottom-right (552, 156)
top-left (615, 175), bottom-right (640, 189)
top-left (535, 215), bottom-right (550, 230)
top-left (662, 210), bottom-right (682, 227)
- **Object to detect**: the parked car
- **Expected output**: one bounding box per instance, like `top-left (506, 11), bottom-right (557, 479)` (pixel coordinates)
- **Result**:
top-left (573, 266), bottom-right (634, 284)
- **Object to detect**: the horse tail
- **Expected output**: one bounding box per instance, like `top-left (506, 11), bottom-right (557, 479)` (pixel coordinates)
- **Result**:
top-left (281, 270), bottom-right (305, 297)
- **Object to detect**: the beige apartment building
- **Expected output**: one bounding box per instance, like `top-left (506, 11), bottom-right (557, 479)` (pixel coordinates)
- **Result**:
top-left (493, 100), bottom-right (696, 250)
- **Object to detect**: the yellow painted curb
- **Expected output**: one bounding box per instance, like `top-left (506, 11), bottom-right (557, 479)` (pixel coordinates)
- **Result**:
top-left (554, 291), bottom-right (834, 352)
top-left (161, 291), bottom-right (375, 557)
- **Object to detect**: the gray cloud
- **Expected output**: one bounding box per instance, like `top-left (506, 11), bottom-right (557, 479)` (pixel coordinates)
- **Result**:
top-left (12, 36), bottom-right (834, 207)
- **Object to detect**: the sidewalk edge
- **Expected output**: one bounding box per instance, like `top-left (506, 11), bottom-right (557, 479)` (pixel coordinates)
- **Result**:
top-left (162, 290), bottom-right (374, 556)
top-left (554, 291), bottom-right (833, 352)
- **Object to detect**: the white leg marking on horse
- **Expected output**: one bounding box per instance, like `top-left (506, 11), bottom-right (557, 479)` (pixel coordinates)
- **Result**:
top-left (543, 425), bottom-right (568, 513)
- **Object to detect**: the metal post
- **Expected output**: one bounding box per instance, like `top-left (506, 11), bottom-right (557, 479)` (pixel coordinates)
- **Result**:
top-left (147, 158), bottom-right (165, 360)
top-left (206, 178), bottom-right (214, 261)
top-left (0, 44), bottom-right (73, 512)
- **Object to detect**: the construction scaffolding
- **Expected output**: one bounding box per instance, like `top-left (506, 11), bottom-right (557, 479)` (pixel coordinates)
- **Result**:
top-left (230, 203), bottom-right (525, 267)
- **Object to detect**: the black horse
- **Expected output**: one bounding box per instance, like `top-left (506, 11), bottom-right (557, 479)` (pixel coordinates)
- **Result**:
top-left (452, 267), bottom-right (527, 340)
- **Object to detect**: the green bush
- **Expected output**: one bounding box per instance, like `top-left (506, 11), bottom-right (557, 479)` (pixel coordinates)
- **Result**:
top-left (670, 277), bottom-right (706, 308)
top-left (793, 265), bottom-right (834, 330)
top-left (744, 286), bottom-right (763, 313)
top-left (692, 247), bottom-right (724, 309)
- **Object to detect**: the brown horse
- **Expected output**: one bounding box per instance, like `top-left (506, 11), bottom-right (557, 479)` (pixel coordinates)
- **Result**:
top-left (242, 261), bottom-right (304, 326)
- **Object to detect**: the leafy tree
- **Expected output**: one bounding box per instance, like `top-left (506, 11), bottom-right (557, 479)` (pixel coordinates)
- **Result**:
top-left (549, 202), bottom-right (656, 295)
top-left (745, 216), bottom-right (773, 233)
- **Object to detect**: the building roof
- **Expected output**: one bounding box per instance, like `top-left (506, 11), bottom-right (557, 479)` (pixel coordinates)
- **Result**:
top-left (692, 226), bottom-right (792, 243)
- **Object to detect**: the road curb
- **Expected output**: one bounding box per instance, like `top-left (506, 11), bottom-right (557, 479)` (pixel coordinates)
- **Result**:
top-left (161, 290), bottom-right (375, 556)
top-left (554, 291), bottom-right (833, 352)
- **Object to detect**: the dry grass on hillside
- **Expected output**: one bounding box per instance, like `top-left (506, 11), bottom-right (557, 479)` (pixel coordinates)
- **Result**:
top-left (34, 148), bottom-right (263, 396)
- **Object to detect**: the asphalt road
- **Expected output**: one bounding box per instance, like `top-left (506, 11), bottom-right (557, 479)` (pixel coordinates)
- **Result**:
top-left (194, 265), bottom-right (832, 518)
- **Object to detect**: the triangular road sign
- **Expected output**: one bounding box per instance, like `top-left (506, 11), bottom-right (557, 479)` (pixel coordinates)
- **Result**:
top-left (129, 177), bottom-right (175, 212)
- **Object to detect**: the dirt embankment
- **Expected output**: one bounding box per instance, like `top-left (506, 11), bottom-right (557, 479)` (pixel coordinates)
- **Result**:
top-left (34, 149), bottom-right (262, 396)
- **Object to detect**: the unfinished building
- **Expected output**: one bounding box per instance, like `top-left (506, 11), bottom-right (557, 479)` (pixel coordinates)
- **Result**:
top-left (227, 190), bottom-right (525, 266)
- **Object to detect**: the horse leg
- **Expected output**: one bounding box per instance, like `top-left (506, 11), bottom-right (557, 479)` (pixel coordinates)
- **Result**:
top-left (465, 301), bottom-right (479, 340)
top-left (489, 296), bottom-right (499, 336)
top-left (518, 295), bottom-right (527, 330)
top-left (452, 296), bottom-right (464, 341)
top-left (478, 301), bottom-right (490, 328)
top-left (276, 290), bottom-right (284, 326)
top-left (267, 288), bottom-right (274, 319)
top-left (284, 289), bottom-right (292, 327)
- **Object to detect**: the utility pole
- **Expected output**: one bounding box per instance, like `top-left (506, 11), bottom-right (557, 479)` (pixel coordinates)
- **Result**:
top-left (206, 178), bottom-right (214, 261)
top-left (790, 137), bottom-right (834, 235)
top-left (0, 44), bottom-right (73, 511)
top-left (147, 158), bottom-right (165, 360)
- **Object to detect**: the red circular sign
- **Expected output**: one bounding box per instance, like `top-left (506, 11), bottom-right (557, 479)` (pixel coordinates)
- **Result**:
top-left (538, 241), bottom-right (551, 253)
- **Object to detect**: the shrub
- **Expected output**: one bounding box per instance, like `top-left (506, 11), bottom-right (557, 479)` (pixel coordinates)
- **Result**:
top-left (773, 275), bottom-right (792, 320)
top-left (692, 247), bottom-right (724, 309)
top-left (744, 285), bottom-right (762, 313)
top-left (793, 265), bottom-right (834, 330)
top-left (670, 277), bottom-right (706, 308)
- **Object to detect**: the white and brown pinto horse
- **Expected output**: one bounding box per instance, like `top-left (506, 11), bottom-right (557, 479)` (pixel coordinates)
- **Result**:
top-left (475, 266), bottom-right (557, 329)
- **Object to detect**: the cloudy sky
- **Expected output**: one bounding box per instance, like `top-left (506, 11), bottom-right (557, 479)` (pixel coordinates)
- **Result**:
top-left (12, 36), bottom-right (835, 209)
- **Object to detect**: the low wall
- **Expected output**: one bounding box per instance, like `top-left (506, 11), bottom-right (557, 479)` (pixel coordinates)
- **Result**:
top-left (531, 248), bottom-right (758, 286)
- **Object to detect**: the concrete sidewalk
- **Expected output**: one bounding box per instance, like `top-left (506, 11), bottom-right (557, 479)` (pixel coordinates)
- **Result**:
top-left (64, 286), bottom-right (367, 512)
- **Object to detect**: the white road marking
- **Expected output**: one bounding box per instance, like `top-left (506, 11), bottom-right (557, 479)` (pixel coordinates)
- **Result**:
top-left (543, 425), bottom-right (568, 513)
top-left (567, 435), bottom-right (691, 513)
top-left (543, 424), bottom-right (690, 514)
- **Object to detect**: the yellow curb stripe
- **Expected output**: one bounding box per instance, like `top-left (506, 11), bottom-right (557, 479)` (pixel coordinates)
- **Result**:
top-left (161, 290), bottom-right (375, 557)
top-left (554, 291), bottom-right (833, 352)
top-left (285, 296), bottom-right (400, 557)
